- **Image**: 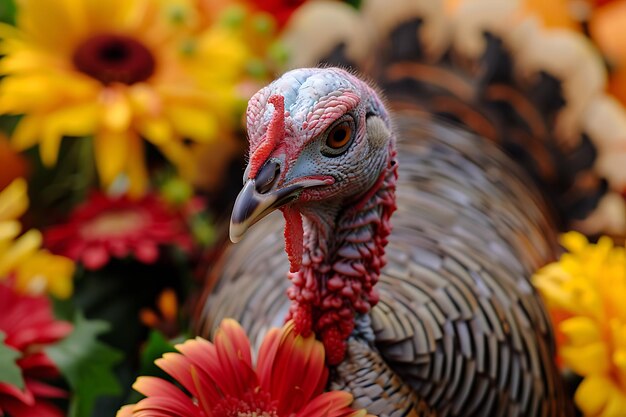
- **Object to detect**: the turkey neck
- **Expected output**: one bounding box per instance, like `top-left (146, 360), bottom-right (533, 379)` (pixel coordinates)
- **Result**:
top-left (286, 148), bottom-right (398, 366)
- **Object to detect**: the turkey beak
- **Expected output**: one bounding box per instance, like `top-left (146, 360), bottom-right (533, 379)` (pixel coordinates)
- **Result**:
top-left (229, 161), bottom-right (328, 243)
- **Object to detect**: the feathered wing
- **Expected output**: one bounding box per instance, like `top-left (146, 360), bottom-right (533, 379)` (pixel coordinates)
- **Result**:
top-left (195, 0), bottom-right (626, 415)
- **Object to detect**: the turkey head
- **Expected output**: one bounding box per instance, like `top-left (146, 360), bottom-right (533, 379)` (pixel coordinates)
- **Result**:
top-left (230, 67), bottom-right (398, 364)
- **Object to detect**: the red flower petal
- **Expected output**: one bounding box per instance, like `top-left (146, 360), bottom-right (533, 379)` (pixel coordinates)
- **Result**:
top-left (23, 379), bottom-right (67, 399)
top-left (9, 322), bottom-right (72, 351)
top-left (81, 244), bottom-right (110, 270)
top-left (267, 321), bottom-right (329, 415)
top-left (116, 405), bottom-right (134, 417)
top-left (131, 396), bottom-right (206, 417)
top-left (154, 353), bottom-right (202, 400)
top-left (0, 382), bottom-right (35, 406)
top-left (170, 338), bottom-right (225, 403)
top-left (44, 192), bottom-right (195, 270)
top-left (133, 241), bottom-right (158, 264)
top-left (256, 327), bottom-right (282, 389)
top-left (131, 377), bottom-right (199, 414)
top-left (0, 282), bottom-right (70, 414)
top-left (213, 319), bottom-right (258, 396)
top-left (1, 397), bottom-right (65, 417)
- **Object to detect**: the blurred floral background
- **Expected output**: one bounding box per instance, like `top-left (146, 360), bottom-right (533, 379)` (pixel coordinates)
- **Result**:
top-left (0, 0), bottom-right (626, 416)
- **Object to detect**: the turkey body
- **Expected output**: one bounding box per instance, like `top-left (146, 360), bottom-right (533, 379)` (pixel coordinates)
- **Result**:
top-left (190, 0), bottom-right (626, 413)
top-left (197, 112), bottom-right (571, 416)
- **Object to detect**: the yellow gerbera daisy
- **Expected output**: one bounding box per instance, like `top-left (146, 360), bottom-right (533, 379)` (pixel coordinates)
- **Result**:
top-left (0, 0), bottom-right (251, 195)
top-left (0, 178), bottom-right (74, 298)
top-left (533, 231), bottom-right (626, 416)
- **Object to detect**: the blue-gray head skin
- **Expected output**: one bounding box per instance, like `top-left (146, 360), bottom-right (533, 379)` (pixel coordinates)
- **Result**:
top-left (230, 67), bottom-right (398, 364)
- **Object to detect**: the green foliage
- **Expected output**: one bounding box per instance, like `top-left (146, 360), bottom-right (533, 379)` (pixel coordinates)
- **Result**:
top-left (53, 260), bottom-right (189, 416)
top-left (139, 330), bottom-right (177, 375)
top-left (343, 0), bottom-right (362, 9)
top-left (123, 329), bottom-right (179, 405)
top-left (45, 313), bottom-right (123, 417)
top-left (0, 0), bottom-right (15, 25)
top-left (0, 332), bottom-right (23, 390)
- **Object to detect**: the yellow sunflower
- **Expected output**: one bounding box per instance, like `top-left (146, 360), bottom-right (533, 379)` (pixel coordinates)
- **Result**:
top-left (533, 232), bottom-right (626, 416)
top-left (0, 0), bottom-right (252, 195)
top-left (0, 178), bottom-right (74, 298)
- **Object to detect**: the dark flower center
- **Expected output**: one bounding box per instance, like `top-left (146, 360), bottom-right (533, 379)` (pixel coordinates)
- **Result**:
top-left (72, 34), bottom-right (156, 85)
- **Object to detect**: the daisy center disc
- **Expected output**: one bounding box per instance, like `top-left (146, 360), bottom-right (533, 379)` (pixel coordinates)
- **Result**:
top-left (210, 392), bottom-right (279, 417)
top-left (73, 34), bottom-right (156, 85)
top-left (80, 210), bottom-right (146, 238)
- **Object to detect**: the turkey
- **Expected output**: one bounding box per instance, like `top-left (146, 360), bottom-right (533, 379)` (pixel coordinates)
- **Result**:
top-left (195, 0), bottom-right (626, 416)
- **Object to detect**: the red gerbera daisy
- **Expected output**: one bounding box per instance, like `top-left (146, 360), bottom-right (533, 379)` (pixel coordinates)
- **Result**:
top-left (118, 319), bottom-right (372, 417)
top-left (44, 192), bottom-right (194, 270)
top-left (0, 281), bottom-right (73, 417)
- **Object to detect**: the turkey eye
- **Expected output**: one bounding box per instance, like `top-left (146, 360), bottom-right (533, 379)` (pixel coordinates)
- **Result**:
top-left (326, 122), bottom-right (352, 149)
top-left (320, 116), bottom-right (355, 157)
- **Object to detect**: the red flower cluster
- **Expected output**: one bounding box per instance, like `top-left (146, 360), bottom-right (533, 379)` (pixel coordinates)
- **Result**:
top-left (44, 193), bottom-right (194, 270)
top-left (0, 281), bottom-right (72, 416)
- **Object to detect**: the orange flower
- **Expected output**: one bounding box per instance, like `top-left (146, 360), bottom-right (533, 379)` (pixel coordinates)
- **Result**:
top-left (118, 319), bottom-right (372, 417)
top-left (139, 288), bottom-right (180, 338)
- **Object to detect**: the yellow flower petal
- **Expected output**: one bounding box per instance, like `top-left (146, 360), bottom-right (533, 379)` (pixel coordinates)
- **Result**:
top-left (138, 118), bottom-right (173, 145)
top-left (12, 114), bottom-right (43, 151)
top-left (600, 389), bottom-right (626, 417)
top-left (40, 104), bottom-right (99, 166)
top-left (157, 141), bottom-right (197, 180)
top-left (17, 0), bottom-right (88, 52)
top-left (0, 221), bottom-right (21, 241)
top-left (561, 342), bottom-right (610, 376)
top-left (101, 90), bottom-right (133, 132)
top-left (575, 374), bottom-right (612, 416)
top-left (129, 84), bottom-right (162, 117)
top-left (126, 136), bottom-right (149, 197)
top-left (0, 75), bottom-right (60, 114)
top-left (559, 316), bottom-right (601, 347)
top-left (166, 105), bottom-right (217, 143)
top-left (14, 250), bottom-right (75, 299)
top-left (559, 231), bottom-right (588, 254)
top-left (0, 22), bottom-right (23, 41)
top-left (0, 228), bottom-right (42, 276)
top-left (0, 178), bottom-right (28, 221)
top-left (94, 131), bottom-right (130, 186)
top-left (82, 0), bottom-right (140, 30)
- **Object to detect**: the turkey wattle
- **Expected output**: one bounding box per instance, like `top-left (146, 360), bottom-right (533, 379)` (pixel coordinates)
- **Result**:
top-left (195, 0), bottom-right (626, 416)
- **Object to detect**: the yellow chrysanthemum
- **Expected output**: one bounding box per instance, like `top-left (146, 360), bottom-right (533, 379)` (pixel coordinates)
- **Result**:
top-left (533, 231), bottom-right (626, 416)
top-left (0, 178), bottom-right (74, 298)
top-left (0, 0), bottom-right (255, 195)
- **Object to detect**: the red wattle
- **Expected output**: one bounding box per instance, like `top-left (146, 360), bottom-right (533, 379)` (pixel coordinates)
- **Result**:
top-left (284, 154), bottom-right (398, 365)
top-left (281, 206), bottom-right (303, 273)
top-left (322, 327), bottom-right (346, 366)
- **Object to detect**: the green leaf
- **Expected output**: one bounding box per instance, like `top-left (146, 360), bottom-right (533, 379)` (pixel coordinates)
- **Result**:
top-left (123, 330), bottom-right (179, 404)
top-left (0, 332), bottom-right (23, 389)
top-left (0, 0), bottom-right (16, 25)
top-left (45, 313), bottom-right (123, 417)
top-left (139, 330), bottom-right (177, 375)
